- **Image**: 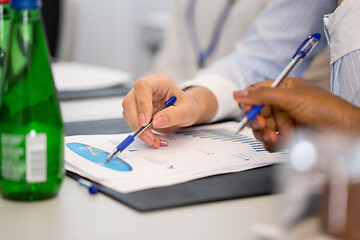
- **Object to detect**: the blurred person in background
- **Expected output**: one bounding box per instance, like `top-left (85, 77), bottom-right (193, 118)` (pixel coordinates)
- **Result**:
top-left (149, 0), bottom-right (330, 89)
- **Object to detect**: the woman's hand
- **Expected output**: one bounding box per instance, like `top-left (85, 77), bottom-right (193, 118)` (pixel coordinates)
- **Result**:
top-left (122, 73), bottom-right (217, 148)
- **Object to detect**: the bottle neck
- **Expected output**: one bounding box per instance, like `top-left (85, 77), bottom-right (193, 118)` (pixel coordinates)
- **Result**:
top-left (11, 8), bottom-right (41, 23)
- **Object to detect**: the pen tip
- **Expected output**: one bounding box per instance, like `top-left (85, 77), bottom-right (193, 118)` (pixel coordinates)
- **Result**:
top-left (104, 155), bottom-right (112, 164)
top-left (234, 124), bottom-right (247, 135)
top-left (104, 147), bottom-right (121, 163)
top-left (234, 117), bottom-right (249, 135)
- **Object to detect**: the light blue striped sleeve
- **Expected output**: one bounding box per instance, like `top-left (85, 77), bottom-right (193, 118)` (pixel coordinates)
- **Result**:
top-left (331, 51), bottom-right (360, 107)
top-left (324, 0), bottom-right (360, 107)
top-left (186, 0), bottom-right (337, 122)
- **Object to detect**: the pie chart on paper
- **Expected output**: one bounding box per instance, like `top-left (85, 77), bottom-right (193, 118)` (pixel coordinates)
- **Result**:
top-left (66, 142), bottom-right (133, 171)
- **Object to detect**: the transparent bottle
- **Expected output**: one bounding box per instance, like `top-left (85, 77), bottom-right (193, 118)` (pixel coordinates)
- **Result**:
top-left (0, 0), bottom-right (64, 200)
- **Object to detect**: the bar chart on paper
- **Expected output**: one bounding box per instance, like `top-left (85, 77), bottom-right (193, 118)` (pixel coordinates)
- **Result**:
top-left (176, 128), bottom-right (268, 152)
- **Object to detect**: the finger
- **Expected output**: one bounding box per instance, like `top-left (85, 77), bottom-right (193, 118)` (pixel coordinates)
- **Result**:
top-left (272, 111), bottom-right (295, 149)
top-left (150, 133), bottom-right (168, 148)
top-left (252, 127), bottom-right (278, 152)
top-left (158, 135), bottom-right (168, 147)
top-left (260, 105), bottom-right (273, 118)
top-left (152, 101), bottom-right (197, 129)
top-left (138, 129), bottom-right (156, 147)
top-left (123, 111), bottom-right (135, 133)
top-left (243, 104), bottom-right (253, 113)
top-left (282, 77), bottom-right (321, 89)
top-left (234, 88), bottom-right (294, 111)
top-left (243, 105), bottom-right (273, 120)
top-left (138, 129), bottom-right (168, 149)
top-left (265, 117), bottom-right (277, 132)
top-left (151, 139), bottom-right (161, 149)
top-left (133, 78), bottom-right (156, 126)
top-left (262, 112), bottom-right (295, 151)
top-left (247, 80), bottom-right (274, 89)
top-left (262, 129), bottom-right (279, 152)
top-left (252, 128), bottom-right (263, 142)
top-left (250, 115), bottom-right (266, 130)
top-left (234, 91), bottom-right (272, 118)
top-left (234, 90), bottom-right (249, 99)
top-left (124, 103), bottom-right (166, 148)
top-left (122, 90), bottom-right (141, 130)
top-left (122, 111), bottom-right (128, 124)
top-left (238, 103), bottom-right (245, 110)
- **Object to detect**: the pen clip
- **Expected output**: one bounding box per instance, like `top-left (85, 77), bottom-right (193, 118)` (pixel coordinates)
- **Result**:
top-left (292, 33), bottom-right (321, 59)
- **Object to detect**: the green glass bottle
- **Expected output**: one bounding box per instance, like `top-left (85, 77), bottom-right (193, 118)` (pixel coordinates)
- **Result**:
top-left (0, 0), bottom-right (64, 200)
top-left (0, 0), bottom-right (10, 78)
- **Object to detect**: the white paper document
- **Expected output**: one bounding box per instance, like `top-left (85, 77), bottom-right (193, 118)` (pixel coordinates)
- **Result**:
top-left (52, 62), bottom-right (131, 91)
top-left (65, 122), bottom-right (285, 193)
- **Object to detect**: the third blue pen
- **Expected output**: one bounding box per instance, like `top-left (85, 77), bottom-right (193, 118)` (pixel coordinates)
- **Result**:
top-left (234, 33), bottom-right (322, 135)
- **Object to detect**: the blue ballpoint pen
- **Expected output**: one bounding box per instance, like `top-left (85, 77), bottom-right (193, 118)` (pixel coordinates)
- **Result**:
top-left (234, 33), bottom-right (322, 135)
top-left (104, 96), bottom-right (177, 163)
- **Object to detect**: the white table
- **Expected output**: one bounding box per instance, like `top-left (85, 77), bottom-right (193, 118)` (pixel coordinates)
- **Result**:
top-left (60, 96), bottom-right (125, 123)
top-left (0, 177), bottom-right (281, 240)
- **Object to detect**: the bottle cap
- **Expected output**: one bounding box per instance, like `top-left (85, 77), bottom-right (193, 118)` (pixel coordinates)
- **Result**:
top-left (0, 0), bottom-right (10, 4)
top-left (11, 0), bottom-right (42, 9)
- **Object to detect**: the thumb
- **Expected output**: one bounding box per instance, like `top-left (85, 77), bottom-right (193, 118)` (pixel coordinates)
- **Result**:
top-left (152, 100), bottom-right (198, 129)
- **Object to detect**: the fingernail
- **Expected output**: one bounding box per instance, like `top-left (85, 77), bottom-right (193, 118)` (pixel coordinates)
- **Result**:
top-left (152, 115), bottom-right (168, 128)
top-left (139, 112), bottom-right (146, 126)
top-left (160, 140), bottom-right (168, 147)
top-left (233, 90), bottom-right (249, 99)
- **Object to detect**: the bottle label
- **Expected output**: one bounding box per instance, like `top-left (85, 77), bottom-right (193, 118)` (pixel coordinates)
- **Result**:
top-left (25, 132), bottom-right (47, 183)
top-left (1, 134), bottom-right (25, 181)
top-left (1, 132), bottom-right (47, 183)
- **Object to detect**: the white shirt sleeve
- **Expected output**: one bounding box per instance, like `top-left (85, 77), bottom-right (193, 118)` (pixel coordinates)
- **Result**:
top-left (181, 73), bottom-right (242, 122)
top-left (184, 0), bottom-right (337, 122)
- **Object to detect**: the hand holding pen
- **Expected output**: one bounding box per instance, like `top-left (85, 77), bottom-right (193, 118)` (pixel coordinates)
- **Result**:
top-left (233, 76), bottom-right (360, 151)
top-left (234, 33), bottom-right (322, 134)
top-left (121, 73), bottom-right (218, 151)
top-left (105, 96), bottom-right (177, 162)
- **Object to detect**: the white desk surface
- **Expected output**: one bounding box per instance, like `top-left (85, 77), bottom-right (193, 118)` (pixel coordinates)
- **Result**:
top-left (60, 96), bottom-right (125, 123)
top-left (0, 177), bottom-right (281, 240)
top-left (0, 97), bottom-right (284, 240)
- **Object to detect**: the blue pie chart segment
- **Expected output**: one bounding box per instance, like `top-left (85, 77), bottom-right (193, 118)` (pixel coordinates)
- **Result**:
top-left (66, 142), bottom-right (133, 172)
